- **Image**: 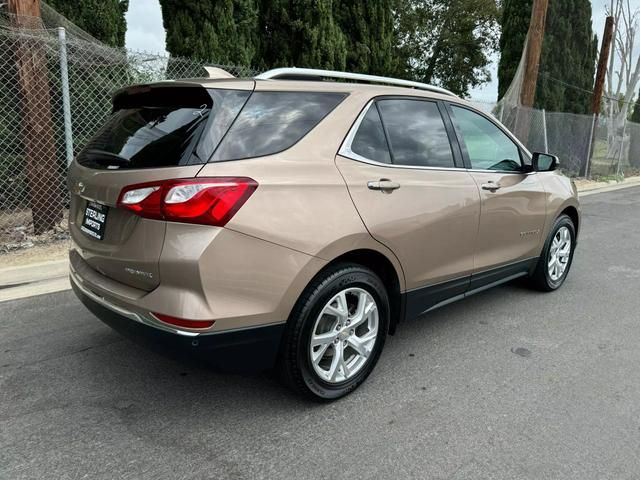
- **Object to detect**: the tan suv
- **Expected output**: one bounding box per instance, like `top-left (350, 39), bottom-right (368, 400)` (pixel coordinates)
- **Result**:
top-left (68, 68), bottom-right (580, 400)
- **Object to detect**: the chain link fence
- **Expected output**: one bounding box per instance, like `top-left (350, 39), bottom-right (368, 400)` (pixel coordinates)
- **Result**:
top-left (495, 103), bottom-right (640, 178)
top-left (0, 20), bottom-right (258, 248)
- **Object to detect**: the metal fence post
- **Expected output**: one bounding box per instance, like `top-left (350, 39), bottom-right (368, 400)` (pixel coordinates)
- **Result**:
top-left (542, 108), bottom-right (548, 153)
top-left (58, 27), bottom-right (74, 167)
top-left (584, 113), bottom-right (597, 178)
top-left (616, 118), bottom-right (627, 178)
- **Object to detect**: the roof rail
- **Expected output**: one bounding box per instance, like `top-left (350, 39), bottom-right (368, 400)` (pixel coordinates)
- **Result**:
top-left (255, 67), bottom-right (457, 97)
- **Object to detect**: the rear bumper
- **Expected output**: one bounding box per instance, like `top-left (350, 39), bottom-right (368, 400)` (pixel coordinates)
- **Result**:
top-left (71, 276), bottom-right (285, 372)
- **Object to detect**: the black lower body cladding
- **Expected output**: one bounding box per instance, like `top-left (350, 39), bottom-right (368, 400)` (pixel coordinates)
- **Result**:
top-left (71, 280), bottom-right (285, 373)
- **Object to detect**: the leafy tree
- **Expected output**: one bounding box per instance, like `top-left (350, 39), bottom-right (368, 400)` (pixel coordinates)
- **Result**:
top-left (497, 0), bottom-right (597, 114)
top-left (159, 0), bottom-right (259, 65)
top-left (335, 0), bottom-right (399, 76)
top-left (395, 0), bottom-right (500, 97)
top-left (259, 0), bottom-right (347, 70)
top-left (47, 0), bottom-right (128, 47)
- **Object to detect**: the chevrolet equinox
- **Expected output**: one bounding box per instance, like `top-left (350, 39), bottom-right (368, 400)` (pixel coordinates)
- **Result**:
top-left (68, 68), bottom-right (580, 400)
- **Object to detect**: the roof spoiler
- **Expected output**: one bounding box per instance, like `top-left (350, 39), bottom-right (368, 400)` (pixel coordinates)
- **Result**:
top-left (204, 66), bottom-right (235, 79)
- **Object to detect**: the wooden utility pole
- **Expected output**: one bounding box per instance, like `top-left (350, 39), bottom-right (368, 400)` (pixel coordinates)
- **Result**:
top-left (520, 0), bottom-right (550, 107)
top-left (591, 16), bottom-right (615, 115)
top-left (7, 0), bottom-right (63, 234)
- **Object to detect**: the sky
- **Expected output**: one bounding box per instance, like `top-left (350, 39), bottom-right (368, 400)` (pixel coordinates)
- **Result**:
top-left (125, 0), bottom-right (167, 56)
top-left (125, 0), bottom-right (630, 103)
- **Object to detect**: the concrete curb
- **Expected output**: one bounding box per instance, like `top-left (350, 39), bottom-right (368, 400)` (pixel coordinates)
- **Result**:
top-left (578, 178), bottom-right (640, 197)
top-left (0, 259), bottom-right (70, 303)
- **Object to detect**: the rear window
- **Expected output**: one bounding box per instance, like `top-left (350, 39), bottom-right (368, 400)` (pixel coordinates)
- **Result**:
top-left (211, 91), bottom-right (347, 161)
top-left (77, 87), bottom-right (249, 169)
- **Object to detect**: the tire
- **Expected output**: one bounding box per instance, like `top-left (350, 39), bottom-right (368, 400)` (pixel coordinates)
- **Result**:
top-left (529, 214), bottom-right (576, 291)
top-left (279, 263), bottom-right (390, 401)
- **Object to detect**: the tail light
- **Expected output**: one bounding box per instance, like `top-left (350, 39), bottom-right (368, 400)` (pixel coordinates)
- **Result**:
top-left (117, 177), bottom-right (257, 226)
top-left (153, 312), bottom-right (215, 330)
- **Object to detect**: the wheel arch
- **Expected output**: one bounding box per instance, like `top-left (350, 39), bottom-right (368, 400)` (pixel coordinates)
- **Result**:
top-left (560, 205), bottom-right (580, 237)
top-left (326, 249), bottom-right (403, 335)
top-left (284, 246), bottom-right (405, 336)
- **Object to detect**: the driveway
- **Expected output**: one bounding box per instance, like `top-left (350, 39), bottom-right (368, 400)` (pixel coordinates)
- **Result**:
top-left (1, 187), bottom-right (639, 479)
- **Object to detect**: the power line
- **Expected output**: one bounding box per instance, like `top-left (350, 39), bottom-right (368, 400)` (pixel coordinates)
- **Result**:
top-left (538, 71), bottom-right (639, 107)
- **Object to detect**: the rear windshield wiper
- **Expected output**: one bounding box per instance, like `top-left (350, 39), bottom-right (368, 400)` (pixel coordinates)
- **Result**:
top-left (86, 149), bottom-right (131, 167)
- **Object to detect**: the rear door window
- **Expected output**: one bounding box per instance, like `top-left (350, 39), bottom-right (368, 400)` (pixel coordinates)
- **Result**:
top-left (377, 99), bottom-right (455, 168)
top-left (78, 87), bottom-right (249, 169)
top-left (211, 92), bottom-right (347, 161)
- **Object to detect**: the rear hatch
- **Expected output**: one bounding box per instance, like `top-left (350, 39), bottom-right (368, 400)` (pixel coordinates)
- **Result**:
top-left (68, 80), bottom-right (254, 290)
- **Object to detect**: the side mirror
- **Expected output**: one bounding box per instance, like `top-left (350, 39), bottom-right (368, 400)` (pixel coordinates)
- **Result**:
top-left (532, 152), bottom-right (559, 172)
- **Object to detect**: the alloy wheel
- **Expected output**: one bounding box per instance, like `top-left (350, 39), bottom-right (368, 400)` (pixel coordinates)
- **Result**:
top-left (548, 226), bottom-right (572, 281)
top-left (310, 288), bottom-right (379, 383)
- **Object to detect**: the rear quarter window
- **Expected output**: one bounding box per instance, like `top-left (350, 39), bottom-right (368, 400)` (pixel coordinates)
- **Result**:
top-left (211, 91), bottom-right (347, 161)
top-left (350, 104), bottom-right (392, 164)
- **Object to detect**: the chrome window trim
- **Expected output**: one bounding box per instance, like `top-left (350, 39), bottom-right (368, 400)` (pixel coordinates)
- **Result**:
top-left (339, 152), bottom-right (468, 173)
top-left (467, 168), bottom-right (537, 175)
top-left (339, 100), bottom-right (378, 162)
top-left (339, 97), bottom-right (536, 175)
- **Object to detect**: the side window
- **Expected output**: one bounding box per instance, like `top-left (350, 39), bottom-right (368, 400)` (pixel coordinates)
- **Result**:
top-left (377, 99), bottom-right (455, 168)
top-left (212, 91), bottom-right (347, 161)
top-left (350, 104), bottom-right (392, 164)
top-left (450, 105), bottom-right (522, 172)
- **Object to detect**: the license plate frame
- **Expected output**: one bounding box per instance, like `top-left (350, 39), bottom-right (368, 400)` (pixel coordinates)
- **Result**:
top-left (80, 201), bottom-right (109, 241)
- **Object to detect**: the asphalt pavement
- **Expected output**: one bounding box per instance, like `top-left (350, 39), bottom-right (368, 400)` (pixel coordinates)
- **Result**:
top-left (1, 187), bottom-right (639, 480)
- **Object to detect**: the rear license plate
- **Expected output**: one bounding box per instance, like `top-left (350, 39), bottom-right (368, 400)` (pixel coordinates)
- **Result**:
top-left (81, 202), bottom-right (109, 240)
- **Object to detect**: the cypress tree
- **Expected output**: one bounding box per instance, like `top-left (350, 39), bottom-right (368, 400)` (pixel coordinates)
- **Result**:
top-left (535, 0), bottom-right (597, 113)
top-left (161, 0), bottom-right (346, 70)
top-left (498, 0), bottom-right (597, 114)
top-left (159, 0), bottom-right (259, 65)
top-left (497, 0), bottom-right (532, 100)
top-left (335, 0), bottom-right (398, 76)
top-left (47, 0), bottom-right (128, 47)
top-left (259, 0), bottom-right (347, 70)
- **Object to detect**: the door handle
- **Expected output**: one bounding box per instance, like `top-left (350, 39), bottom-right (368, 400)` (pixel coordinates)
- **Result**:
top-left (367, 179), bottom-right (401, 192)
top-left (481, 182), bottom-right (501, 192)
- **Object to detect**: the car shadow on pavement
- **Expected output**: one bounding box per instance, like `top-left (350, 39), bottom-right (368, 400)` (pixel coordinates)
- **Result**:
top-left (72, 279), bottom-right (536, 415)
